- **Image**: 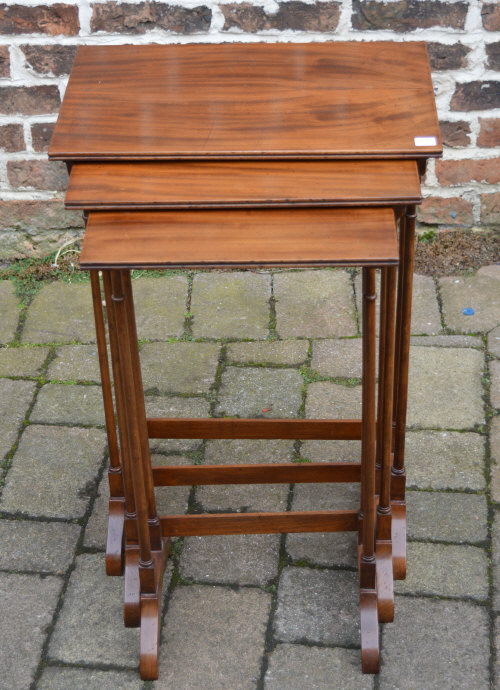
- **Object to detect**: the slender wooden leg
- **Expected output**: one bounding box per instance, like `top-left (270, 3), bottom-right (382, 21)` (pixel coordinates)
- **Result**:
top-left (360, 267), bottom-right (379, 674)
top-left (110, 270), bottom-right (168, 680)
top-left (90, 270), bottom-right (125, 576)
top-left (391, 205), bottom-right (416, 579)
top-left (103, 272), bottom-right (141, 627)
top-left (123, 272), bottom-right (162, 552)
top-left (376, 266), bottom-right (397, 622)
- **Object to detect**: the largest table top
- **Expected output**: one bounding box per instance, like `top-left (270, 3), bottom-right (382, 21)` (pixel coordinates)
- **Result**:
top-left (49, 42), bottom-right (441, 161)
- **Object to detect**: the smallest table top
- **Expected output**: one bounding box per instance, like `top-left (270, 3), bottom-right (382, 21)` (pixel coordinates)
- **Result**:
top-left (66, 160), bottom-right (421, 210)
top-left (80, 208), bottom-right (398, 270)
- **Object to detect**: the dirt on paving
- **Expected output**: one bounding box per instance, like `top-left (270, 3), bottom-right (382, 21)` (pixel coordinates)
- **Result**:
top-left (414, 229), bottom-right (500, 276)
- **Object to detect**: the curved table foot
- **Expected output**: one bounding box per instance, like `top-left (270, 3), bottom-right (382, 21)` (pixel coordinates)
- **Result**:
top-left (375, 540), bottom-right (394, 622)
top-left (391, 501), bottom-right (407, 580)
top-left (140, 595), bottom-right (162, 680)
top-left (124, 546), bottom-right (141, 627)
top-left (105, 499), bottom-right (125, 576)
top-left (139, 539), bottom-right (172, 680)
top-left (360, 590), bottom-right (380, 674)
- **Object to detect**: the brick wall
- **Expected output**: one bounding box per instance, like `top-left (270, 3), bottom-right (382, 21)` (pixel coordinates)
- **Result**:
top-left (0, 0), bottom-right (499, 260)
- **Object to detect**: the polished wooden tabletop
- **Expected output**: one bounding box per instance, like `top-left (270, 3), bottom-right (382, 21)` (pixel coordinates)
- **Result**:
top-left (80, 208), bottom-right (398, 269)
top-left (49, 42), bottom-right (441, 161)
top-left (66, 160), bottom-right (421, 209)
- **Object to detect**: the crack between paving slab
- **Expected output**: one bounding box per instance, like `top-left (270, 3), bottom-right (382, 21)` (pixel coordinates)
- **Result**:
top-left (0, 347), bottom-right (56, 494)
top-left (30, 446), bottom-right (110, 689)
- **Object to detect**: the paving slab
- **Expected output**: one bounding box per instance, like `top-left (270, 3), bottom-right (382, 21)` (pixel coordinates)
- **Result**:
top-left (300, 439), bottom-right (361, 462)
top-left (306, 381), bottom-right (361, 419)
top-left (407, 491), bottom-right (487, 543)
top-left (395, 542), bottom-right (488, 600)
top-left (491, 359), bottom-right (500, 408)
top-left (38, 667), bottom-right (142, 690)
top-left (0, 281), bottom-right (20, 344)
top-left (145, 395), bottom-right (209, 454)
top-left (179, 534), bottom-right (280, 585)
top-left (489, 325), bottom-right (500, 358)
top-left (0, 346), bottom-right (49, 377)
top-left (226, 339), bottom-right (309, 365)
top-left (132, 274), bottom-right (188, 339)
top-left (140, 341), bottom-right (219, 394)
top-left (31, 383), bottom-right (104, 426)
top-left (0, 378), bottom-right (36, 459)
top-left (405, 430), bottom-right (485, 491)
top-left (191, 271), bottom-right (271, 339)
top-left (439, 264), bottom-right (500, 332)
top-left (49, 553), bottom-right (139, 667)
top-left (274, 566), bottom-right (359, 646)
top-left (264, 644), bottom-right (373, 690)
top-left (22, 282), bottom-right (95, 344)
top-left (1, 425), bottom-right (106, 519)
top-left (286, 531), bottom-right (358, 568)
top-left (275, 269), bottom-right (357, 338)
top-left (0, 519), bottom-right (80, 572)
top-left (355, 272), bottom-right (441, 335)
top-left (47, 344), bottom-right (101, 382)
top-left (492, 417), bottom-right (500, 503)
top-left (379, 597), bottom-right (489, 689)
top-left (407, 346), bottom-right (484, 428)
top-left (311, 338), bottom-right (363, 379)
top-left (292, 482), bottom-right (359, 511)
top-left (197, 439), bottom-right (292, 512)
top-left (0, 572), bottom-right (62, 690)
top-left (215, 366), bottom-right (303, 418)
top-left (492, 511), bottom-right (500, 612)
top-left (155, 585), bottom-right (270, 690)
top-left (410, 334), bottom-right (482, 348)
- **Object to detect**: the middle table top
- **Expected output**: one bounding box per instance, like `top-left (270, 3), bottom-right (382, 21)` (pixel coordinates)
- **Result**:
top-left (49, 42), bottom-right (441, 162)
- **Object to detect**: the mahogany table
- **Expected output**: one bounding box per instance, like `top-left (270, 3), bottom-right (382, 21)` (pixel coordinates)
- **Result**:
top-left (49, 41), bottom-right (441, 678)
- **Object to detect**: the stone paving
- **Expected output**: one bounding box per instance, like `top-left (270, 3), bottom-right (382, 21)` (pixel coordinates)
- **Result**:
top-left (0, 265), bottom-right (499, 689)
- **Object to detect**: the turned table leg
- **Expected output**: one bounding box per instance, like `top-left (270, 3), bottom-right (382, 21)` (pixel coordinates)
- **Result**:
top-left (375, 266), bottom-right (397, 622)
top-left (391, 205), bottom-right (416, 579)
top-left (360, 267), bottom-right (380, 674)
top-left (90, 270), bottom-right (125, 576)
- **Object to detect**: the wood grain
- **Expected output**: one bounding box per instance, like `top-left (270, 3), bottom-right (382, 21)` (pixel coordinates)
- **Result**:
top-left (146, 417), bottom-right (362, 440)
top-left (80, 208), bottom-right (398, 269)
top-left (66, 160), bottom-right (421, 209)
top-left (49, 42), bottom-right (441, 161)
top-left (151, 462), bottom-right (362, 486)
top-left (160, 510), bottom-right (359, 536)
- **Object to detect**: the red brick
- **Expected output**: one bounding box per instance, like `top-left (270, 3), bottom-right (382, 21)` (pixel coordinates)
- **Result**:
top-left (31, 122), bottom-right (56, 152)
top-left (21, 45), bottom-right (77, 76)
top-left (0, 86), bottom-right (60, 115)
top-left (7, 160), bottom-right (68, 191)
top-left (478, 118), bottom-right (500, 148)
top-left (436, 159), bottom-right (500, 186)
top-left (482, 3), bottom-right (500, 31)
top-left (486, 42), bottom-right (500, 71)
top-left (427, 42), bottom-right (470, 71)
top-left (352, 0), bottom-right (467, 31)
top-left (439, 121), bottom-right (470, 147)
top-left (0, 124), bottom-right (24, 152)
top-left (451, 82), bottom-right (500, 111)
top-left (481, 192), bottom-right (500, 224)
top-left (0, 44), bottom-right (9, 77)
top-left (418, 196), bottom-right (473, 226)
top-left (91, 2), bottom-right (211, 33)
top-left (0, 199), bottom-right (83, 233)
top-left (0, 4), bottom-right (79, 35)
top-left (222, 2), bottom-right (340, 31)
